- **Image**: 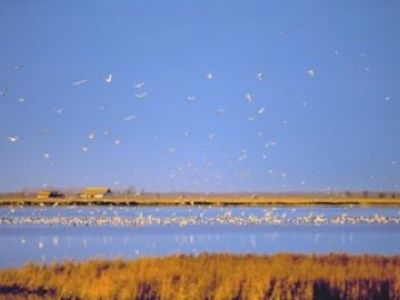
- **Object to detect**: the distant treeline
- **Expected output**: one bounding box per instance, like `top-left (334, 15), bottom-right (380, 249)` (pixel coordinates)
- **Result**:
top-left (1, 253), bottom-right (400, 299)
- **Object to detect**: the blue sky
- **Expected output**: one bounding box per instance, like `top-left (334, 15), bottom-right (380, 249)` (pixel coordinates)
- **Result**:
top-left (0, 0), bottom-right (399, 193)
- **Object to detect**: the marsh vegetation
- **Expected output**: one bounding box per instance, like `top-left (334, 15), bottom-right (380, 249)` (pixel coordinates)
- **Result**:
top-left (1, 253), bottom-right (399, 299)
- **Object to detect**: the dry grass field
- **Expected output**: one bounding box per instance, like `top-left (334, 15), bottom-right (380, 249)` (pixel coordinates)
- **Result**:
top-left (1, 192), bottom-right (400, 206)
top-left (0, 253), bottom-right (400, 299)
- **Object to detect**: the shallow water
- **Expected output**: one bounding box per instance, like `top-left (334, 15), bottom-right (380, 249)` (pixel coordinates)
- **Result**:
top-left (1, 205), bottom-right (400, 268)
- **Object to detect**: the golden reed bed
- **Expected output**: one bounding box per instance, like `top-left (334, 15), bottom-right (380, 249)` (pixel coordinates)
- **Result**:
top-left (1, 253), bottom-right (400, 299)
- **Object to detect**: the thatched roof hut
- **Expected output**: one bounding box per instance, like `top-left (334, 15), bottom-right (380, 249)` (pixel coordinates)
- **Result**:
top-left (80, 187), bottom-right (111, 199)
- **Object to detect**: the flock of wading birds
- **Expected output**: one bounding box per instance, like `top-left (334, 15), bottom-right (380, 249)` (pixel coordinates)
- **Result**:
top-left (2, 206), bottom-right (400, 227)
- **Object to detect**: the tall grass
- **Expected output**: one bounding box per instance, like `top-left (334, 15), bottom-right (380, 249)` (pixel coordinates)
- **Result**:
top-left (1, 253), bottom-right (400, 299)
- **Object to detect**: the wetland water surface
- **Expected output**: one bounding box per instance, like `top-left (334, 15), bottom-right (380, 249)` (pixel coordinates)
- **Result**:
top-left (1, 205), bottom-right (400, 267)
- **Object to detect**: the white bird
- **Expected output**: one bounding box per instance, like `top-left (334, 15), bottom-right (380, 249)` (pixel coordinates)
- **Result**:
top-left (306, 69), bottom-right (315, 78)
top-left (301, 101), bottom-right (308, 107)
top-left (72, 79), bottom-right (88, 86)
top-left (114, 139), bottom-right (121, 146)
top-left (81, 146), bottom-right (89, 152)
top-left (206, 72), bottom-right (213, 80)
top-left (7, 136), bottom-right (20, 143)
top-left (87, 132), bottom-right (95, 140)
top-left (186, 96), bottom-right (196, 102)
top-left (384, 96), bottom-right (391, 101)
top-left (134, 82), bottom-right (145, 89)
top-left (105, 73), bottom-right (112, 83)
top-left (14, 64), bottom-right (23, 71)
top-left (184, 130), bottom-right (192, 137)
top-left (124, 115), bottom-right (136, 122)
top-left (258, 107), bottom-right (265, 114)
top-left (134, 92), bottom-right (148, 99)
top-left (43, 153), bottom-right (51, 159)
top-left (54, 108), bottom-right (64, 115)
top-left (245, 93), bottom-right (254, 102)
top-left (257, 72), bottom-right (264, 80)
top-left (18, 97), bottom-right (26, 103)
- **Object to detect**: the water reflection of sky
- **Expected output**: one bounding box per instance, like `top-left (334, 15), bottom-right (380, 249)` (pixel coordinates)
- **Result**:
top-left (1, 206), bottom-right (400, 268)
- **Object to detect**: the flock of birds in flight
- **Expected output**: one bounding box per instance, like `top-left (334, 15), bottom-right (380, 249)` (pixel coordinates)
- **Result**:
top-left (1, 55), bottom-right (396, 189)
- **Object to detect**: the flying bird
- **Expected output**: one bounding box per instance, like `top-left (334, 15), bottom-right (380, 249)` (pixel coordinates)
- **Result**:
top-left (87, 132), bottom-right (95, 140)
top-left (105, 73), bottom-right (113, 83)
top-left (134, 82), bottom-right (145, 89)
top-left (186, 96), bottom-right (196, 102)
top-left (134, 92), bottom-right (148, 99)
top-left (53, 108), bottom-right (64, 115)
top-left (124, 115), bottom-right (136, 122)
top-left (257, 72), bottom-right (264, 80)
top-left (18, 97), bottom-right (26, 103)
top-left (258, 107), bottom-right (265, 114)
top-left (81, 146), bottom-right (89, 152)
top-left (245, 93), bottom-right (254, 102)
top-left (206, 72), bottom-right (213, 80)
top-left (72, 79), bottom-right (88, 86)
top-left (306, 69), bottom-right (315, 78)
top-left (7, 136), bottom-right (20, 143)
